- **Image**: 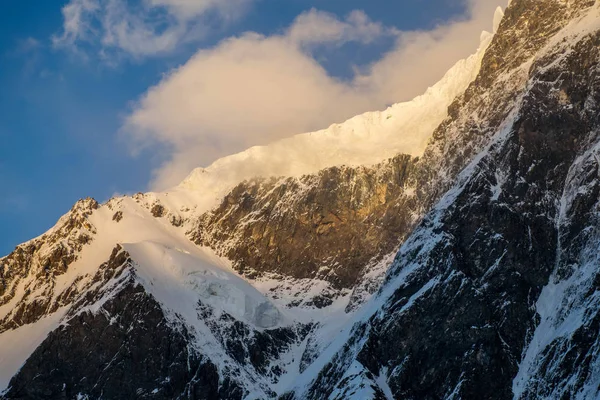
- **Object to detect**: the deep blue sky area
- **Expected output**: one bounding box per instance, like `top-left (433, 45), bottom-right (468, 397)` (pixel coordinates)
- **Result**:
top-left (0, 0), bottom-right (468, 255)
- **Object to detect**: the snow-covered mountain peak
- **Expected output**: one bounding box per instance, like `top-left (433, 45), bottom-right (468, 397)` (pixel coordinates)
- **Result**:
top-left (174, 22), bottom-right (499, 215)
top-left (493, 6), bottom-right (505, 33)
top-left (0, 14), bottom-right (505, 390)
top-left (18, 1), bottom-right (600, 397)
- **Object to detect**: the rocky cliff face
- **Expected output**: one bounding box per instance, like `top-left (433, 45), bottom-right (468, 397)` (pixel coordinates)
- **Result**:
top-left (3, 0), bottom-right (600, 399)
top-left (190, 155), bottom-right (418, 290)
top-left (285, 1), bottom-right (600, 399)
top-left (0, 198), bottom-right (99, 333)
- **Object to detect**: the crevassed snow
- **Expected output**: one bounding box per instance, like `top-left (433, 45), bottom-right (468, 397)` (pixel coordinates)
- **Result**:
top-left (70, 197), bottom-right (287, 333)
top-left (168, 31), bottom-right (493, 215)
top-left (125, 241), bottom-right (284, 329)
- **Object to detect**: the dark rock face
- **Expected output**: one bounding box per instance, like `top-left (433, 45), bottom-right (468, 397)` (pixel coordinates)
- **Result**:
top-left (4, 282), bottom-right (242, 400)
top-left (6, 285), bottom-right (209, 399)
top-left (289, 1), bottom-right (600, 399)
top-left (2, 247), bottom-right (310, 400)
top-left (191, 155), bottom-right (419, 289)
top-left (198, 304), bottom-right (312, 387)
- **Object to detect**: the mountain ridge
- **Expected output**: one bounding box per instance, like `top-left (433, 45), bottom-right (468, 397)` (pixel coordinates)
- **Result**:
top-left (5, 1), bottom-right (600, 398)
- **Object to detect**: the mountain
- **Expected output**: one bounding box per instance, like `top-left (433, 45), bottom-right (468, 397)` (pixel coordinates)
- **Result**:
top-left (2, 0), bottom-right (600, 398)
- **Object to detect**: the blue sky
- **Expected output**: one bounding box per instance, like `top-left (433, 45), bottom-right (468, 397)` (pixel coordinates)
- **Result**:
top-left (0, 0), bottom-right (490, 255)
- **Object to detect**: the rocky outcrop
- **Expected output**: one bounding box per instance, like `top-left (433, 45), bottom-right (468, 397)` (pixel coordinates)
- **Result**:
top-left (2, 246), bottom-right (312, 399)
top-left (191, 155), bottom-right (419, 290)
top-left (0, 198), bottom-right (98, 332)
top-left (4, 282), bottom-right (240, 400)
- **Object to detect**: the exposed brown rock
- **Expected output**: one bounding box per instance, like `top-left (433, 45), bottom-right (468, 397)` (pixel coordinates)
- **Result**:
top-left (112, 210), bottom-right (123, 222)
top-left (190, 154), bottom-right (419, 289)
top-left (0, 198), bottom-right (99, 332)
top-left (151, 203), bottom-right (166, 218)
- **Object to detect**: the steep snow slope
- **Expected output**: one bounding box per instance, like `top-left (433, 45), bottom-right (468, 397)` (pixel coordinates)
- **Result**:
top-left (0, 310), bottom-right (66, 390)
top-left (170, 31), bottom-right (493, 214)
top-left (0, 197), bottom-right (286, 395)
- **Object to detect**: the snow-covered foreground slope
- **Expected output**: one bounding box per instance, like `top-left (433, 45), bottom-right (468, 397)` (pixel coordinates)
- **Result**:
top-left (0, 192), bottom-right (357, 397)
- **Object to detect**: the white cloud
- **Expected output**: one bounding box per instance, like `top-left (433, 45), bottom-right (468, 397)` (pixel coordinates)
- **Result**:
top-left (53, 0), bottom-right (252, 57)
top-left (15, 37), bottom-right (42, 54)
top-left (122, 0), bottom-right (501, 190)
top-left (53, 0), bottom-right (100, 46)
top-left (287, 9), bottom-right (394, 48)
top-left (147, 0), bottom-right (251, 20)
top-left (124, 33), bottom-right (376, 187)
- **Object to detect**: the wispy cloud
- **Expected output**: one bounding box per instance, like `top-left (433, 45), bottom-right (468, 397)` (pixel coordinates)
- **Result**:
top-left (52, 0), bottom-right (254, 58)
top-left (121, 0), bottom-right (501, 190)
top-left (13, 37), bottom-right (42, 55)
top-left (7, 37), bottom-right (47, 78)
top-left (287, 9), bottom-right (397, 48)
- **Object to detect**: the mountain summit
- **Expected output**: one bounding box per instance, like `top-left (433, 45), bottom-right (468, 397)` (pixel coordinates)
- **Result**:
top-left (3, 1), bottom-right (600, 399)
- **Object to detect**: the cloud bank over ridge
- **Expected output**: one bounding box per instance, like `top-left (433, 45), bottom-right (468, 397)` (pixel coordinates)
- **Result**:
top-left (54, 0), bottom-right (501, 190)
